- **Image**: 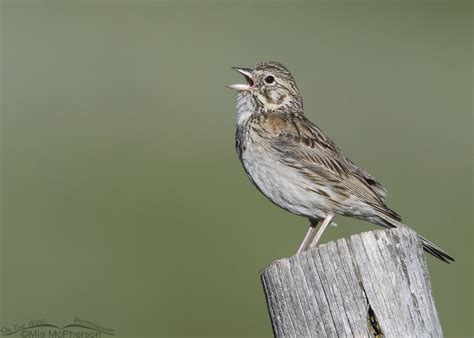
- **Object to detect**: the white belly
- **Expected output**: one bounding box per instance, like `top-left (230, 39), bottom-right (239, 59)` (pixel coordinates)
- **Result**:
top-left (235, 92), bottom-right (330, 220)
top-left (240, 142), bottom-right (329, 220)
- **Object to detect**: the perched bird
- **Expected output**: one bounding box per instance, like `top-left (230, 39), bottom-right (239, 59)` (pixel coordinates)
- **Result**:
top-left (228, 61), bottom-right (453, 263)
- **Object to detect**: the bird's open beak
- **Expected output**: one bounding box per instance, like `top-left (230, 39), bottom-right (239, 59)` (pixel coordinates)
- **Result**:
top-left (228, 67), bottom-right (254, 91)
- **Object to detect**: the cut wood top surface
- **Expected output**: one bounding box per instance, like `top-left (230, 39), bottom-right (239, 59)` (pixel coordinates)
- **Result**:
top-left (261, 228), bottom-right (443, 338)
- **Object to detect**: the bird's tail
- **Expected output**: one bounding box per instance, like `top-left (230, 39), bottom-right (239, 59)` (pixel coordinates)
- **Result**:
top-left (375, 212), bottom-right (454, 263)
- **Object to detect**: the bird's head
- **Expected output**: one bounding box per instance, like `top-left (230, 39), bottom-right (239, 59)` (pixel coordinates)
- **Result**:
top-left (228, 61), bottom-right (303, 114)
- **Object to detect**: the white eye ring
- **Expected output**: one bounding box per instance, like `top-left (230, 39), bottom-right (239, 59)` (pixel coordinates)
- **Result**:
top-left (264, 75), bottom-right (275, 84)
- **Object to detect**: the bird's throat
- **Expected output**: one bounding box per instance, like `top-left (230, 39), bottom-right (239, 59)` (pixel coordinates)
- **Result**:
top-left (236, 92), bottom-right (257, 126)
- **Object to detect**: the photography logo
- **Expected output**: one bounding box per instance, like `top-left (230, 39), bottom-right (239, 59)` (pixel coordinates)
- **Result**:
top-left (1, 317), bottom-right (115, 337)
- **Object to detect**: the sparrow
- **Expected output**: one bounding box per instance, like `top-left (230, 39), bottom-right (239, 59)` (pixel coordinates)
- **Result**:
top-left (228, 61), bottom-right (453, 263)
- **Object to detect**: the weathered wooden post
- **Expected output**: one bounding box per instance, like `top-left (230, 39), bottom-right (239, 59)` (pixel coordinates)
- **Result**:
top-left (261, 227), bottom-right (443, 337)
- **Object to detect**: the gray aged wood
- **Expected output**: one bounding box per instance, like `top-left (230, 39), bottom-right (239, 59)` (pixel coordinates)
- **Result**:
top-left (261, 227), bottom-right (443, 337)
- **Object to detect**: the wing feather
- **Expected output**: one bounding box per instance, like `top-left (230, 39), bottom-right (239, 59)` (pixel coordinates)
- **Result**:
top-left (262, 113), bottom-right (401, 221)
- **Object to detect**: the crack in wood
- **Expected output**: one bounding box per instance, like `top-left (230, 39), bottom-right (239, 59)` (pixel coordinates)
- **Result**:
top-left (368, 302), bottom-right (383, 337)
top-left (359, 281), bottom-right (384, 337)
top-left (260, 228), bottom-right (443, 337)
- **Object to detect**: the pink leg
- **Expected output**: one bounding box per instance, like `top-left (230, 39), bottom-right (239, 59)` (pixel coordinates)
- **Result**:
top-left (296, 220), bottom-right (319, 254)
top-left (309, 213), bottom-right (334, 249)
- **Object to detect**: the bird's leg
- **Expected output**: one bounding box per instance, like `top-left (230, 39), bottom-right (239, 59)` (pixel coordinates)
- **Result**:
top-left (296, 220), bottom-right (318, 254)
top-left (309, 213), bottom-right (334, 249)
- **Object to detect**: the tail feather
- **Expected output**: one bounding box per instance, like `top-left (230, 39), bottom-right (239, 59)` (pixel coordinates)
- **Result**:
top-left (374, 212), bottom-right (454, 263)
top-left (419, 235), bottom-right (454, 263)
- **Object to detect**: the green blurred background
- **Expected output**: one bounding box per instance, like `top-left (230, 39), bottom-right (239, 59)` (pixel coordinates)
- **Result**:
top-left (1, 1), bottom-right (472, 337)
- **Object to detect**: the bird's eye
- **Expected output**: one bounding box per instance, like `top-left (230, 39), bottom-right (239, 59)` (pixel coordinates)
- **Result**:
top-left (264, 75), bottom-right (275, 84)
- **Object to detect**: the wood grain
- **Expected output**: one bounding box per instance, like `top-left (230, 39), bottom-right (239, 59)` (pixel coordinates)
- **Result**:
top-left (261, 227), bottom-right (443, 337)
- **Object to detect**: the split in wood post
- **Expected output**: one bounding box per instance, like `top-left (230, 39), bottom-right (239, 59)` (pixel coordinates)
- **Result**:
top-left (260, 227), bottom-right (443, 337)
